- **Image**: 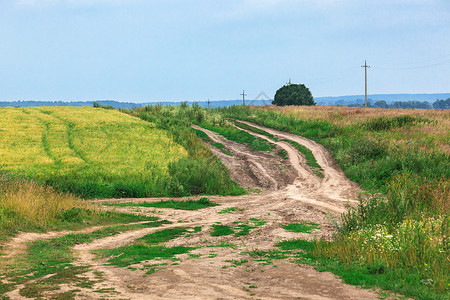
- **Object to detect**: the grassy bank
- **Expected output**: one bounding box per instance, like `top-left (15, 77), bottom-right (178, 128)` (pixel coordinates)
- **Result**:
top-left (0, 172), bottom-right (158, 242)
top-left (216, 105), bottom-right (449, 298)
top-left (128, 104), bottom-right (245, 196)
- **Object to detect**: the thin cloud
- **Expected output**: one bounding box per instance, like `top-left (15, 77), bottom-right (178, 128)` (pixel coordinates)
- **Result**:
top-left (14, 0), bottom-right (140, 7)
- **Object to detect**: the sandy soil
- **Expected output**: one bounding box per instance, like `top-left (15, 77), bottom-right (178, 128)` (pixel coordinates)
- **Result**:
top-left (1, 121), bottom-right (386, 300)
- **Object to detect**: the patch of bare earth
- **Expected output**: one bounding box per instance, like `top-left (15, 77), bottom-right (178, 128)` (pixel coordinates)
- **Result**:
top-left (1, 121), bottom-right (387, 300)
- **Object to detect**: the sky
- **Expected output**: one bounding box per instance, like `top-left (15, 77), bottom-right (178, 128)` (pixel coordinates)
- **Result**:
top-left (1, 0), bottom-right (449, 102)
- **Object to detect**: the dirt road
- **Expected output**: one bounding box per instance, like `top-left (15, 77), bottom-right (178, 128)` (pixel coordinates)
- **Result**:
top-left (2, 121), bottom-right (382, 300)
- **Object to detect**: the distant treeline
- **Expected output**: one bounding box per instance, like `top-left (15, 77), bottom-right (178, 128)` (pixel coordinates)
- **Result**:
top-left (0, 100), bottom-right (139, 109)
top-left (0, 99), bottom-right (271, 109)
top-left (346, 98), bottom-right (450, 109)
top-left (1, 98), bottom-right (449, 109)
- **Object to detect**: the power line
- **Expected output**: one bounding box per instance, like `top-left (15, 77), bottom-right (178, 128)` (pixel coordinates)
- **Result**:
top-left (375, 53), bottom-right (450, 70)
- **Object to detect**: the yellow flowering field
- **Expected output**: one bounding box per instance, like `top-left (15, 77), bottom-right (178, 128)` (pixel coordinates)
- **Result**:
top-left (0, 106), bottom-right (187, 197)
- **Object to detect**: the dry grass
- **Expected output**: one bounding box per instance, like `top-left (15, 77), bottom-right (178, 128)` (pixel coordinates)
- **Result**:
top-left (0, 174), bottom-right (89, 227)
top-left (253, 105), bottom-right (450, 153)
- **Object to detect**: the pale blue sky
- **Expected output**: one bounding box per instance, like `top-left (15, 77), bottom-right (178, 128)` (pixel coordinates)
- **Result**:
top-left (1, 0), bottom-right (449, 102)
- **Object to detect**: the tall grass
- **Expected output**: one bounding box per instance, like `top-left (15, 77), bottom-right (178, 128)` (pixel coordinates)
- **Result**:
top-left (0, 172), bottom-right (158, 241)
top-left (0, 172), bottom-right (86, 240)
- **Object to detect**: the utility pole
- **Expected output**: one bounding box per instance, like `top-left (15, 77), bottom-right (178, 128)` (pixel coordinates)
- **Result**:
top-left (241, 90), bottom-right (247, 105)
top-left (361, 60), bottom-right (370, 108)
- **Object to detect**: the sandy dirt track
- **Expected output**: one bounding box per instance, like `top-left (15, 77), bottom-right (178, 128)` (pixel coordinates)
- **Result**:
top-left (2, 121), bottom-right (385, 300)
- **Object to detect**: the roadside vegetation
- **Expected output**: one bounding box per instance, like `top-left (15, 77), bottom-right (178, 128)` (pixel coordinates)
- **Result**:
top-left (126, 103), bottom-right (245, 197)
top-left (101, 197), bottom-right (219, 211)
top-left (216, 105), bottom-right (449, 298)
top-left (0, 172), bottom-right (155, 242)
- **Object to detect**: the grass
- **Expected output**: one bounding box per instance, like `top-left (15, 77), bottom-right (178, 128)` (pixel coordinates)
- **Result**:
top-left (210, 224), bottom-right (235, 236)
top-left (246, 248), bottom-right (290, 265)
top-left (101, 197), bottom-right (219, 211)
top-left (198, 123), bottom-right (275, 152)
top-left (94, 226), bottom-right (200, 267)
top-left (218, 207), bottom-right (245, 214)
top-left (281, 221), bottom-right (320, 233)
top-left (0, 173), bottom-right (161, 242)
top-left (192, 128), bottom-right (233, 156)
top-left (210, 218), bottom-right (266, 237)
top-left (223, 259), bottom-right (248, 268)
top-left (232, 120), bottom-right (279, 141)
top-left (271, 236), bottom-right (448, 300)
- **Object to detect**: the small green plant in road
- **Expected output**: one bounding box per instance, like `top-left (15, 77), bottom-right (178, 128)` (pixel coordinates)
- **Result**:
top-left (277, 148), bottom-right (289, 160)
top-left (281, 221), bottom-right (320, 233)
top-left (136, 227), bottom-right (190, 244)
top-left (210, 224), bottom-right (234, 236)
top-left (95, 227), bottom-right (200, 267)
top-left (218, 207), bottom-right (245, 214)
top-left (207, 241), bottom-right (237, 249)
top-left (210, 219), bottom-right (266, 237)
top-left (246, 249), bottom-right (289, 265)
top-left (276, 239), bottom-right (315, 252)
top-left (223, 259), bottom-right (248, 268)
top-left (234, 218), bottom-right (266, 237)
top-left (102, 197), bottom-right (219, 211)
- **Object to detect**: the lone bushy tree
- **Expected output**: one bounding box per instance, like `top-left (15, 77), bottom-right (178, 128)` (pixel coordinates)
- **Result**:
top-left (273, 84), bottom-right (315, 106)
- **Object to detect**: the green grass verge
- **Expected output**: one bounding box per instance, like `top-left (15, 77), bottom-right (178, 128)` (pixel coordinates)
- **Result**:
top-left (101, 197), bottom-right (218, 210)
top-left (198, 124), bottom-right (275, 152)
top-left (282, 139), bottom-right (324, 178)
top-left (232, 120), bottom-right (278, 141)
top-left (192, 128), bottom-right (232, 156)
top-left (265, 238), bottom-right (447, 300)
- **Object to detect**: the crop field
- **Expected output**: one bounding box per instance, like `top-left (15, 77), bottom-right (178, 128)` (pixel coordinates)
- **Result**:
top-left (0, 107), bottom-right (190, 198)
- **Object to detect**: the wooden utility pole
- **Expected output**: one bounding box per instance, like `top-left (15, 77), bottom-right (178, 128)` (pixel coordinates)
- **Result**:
top-left (361, 60), bottom-right (370, 108)
top-left (241, 90), bottom-right (247, 105)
